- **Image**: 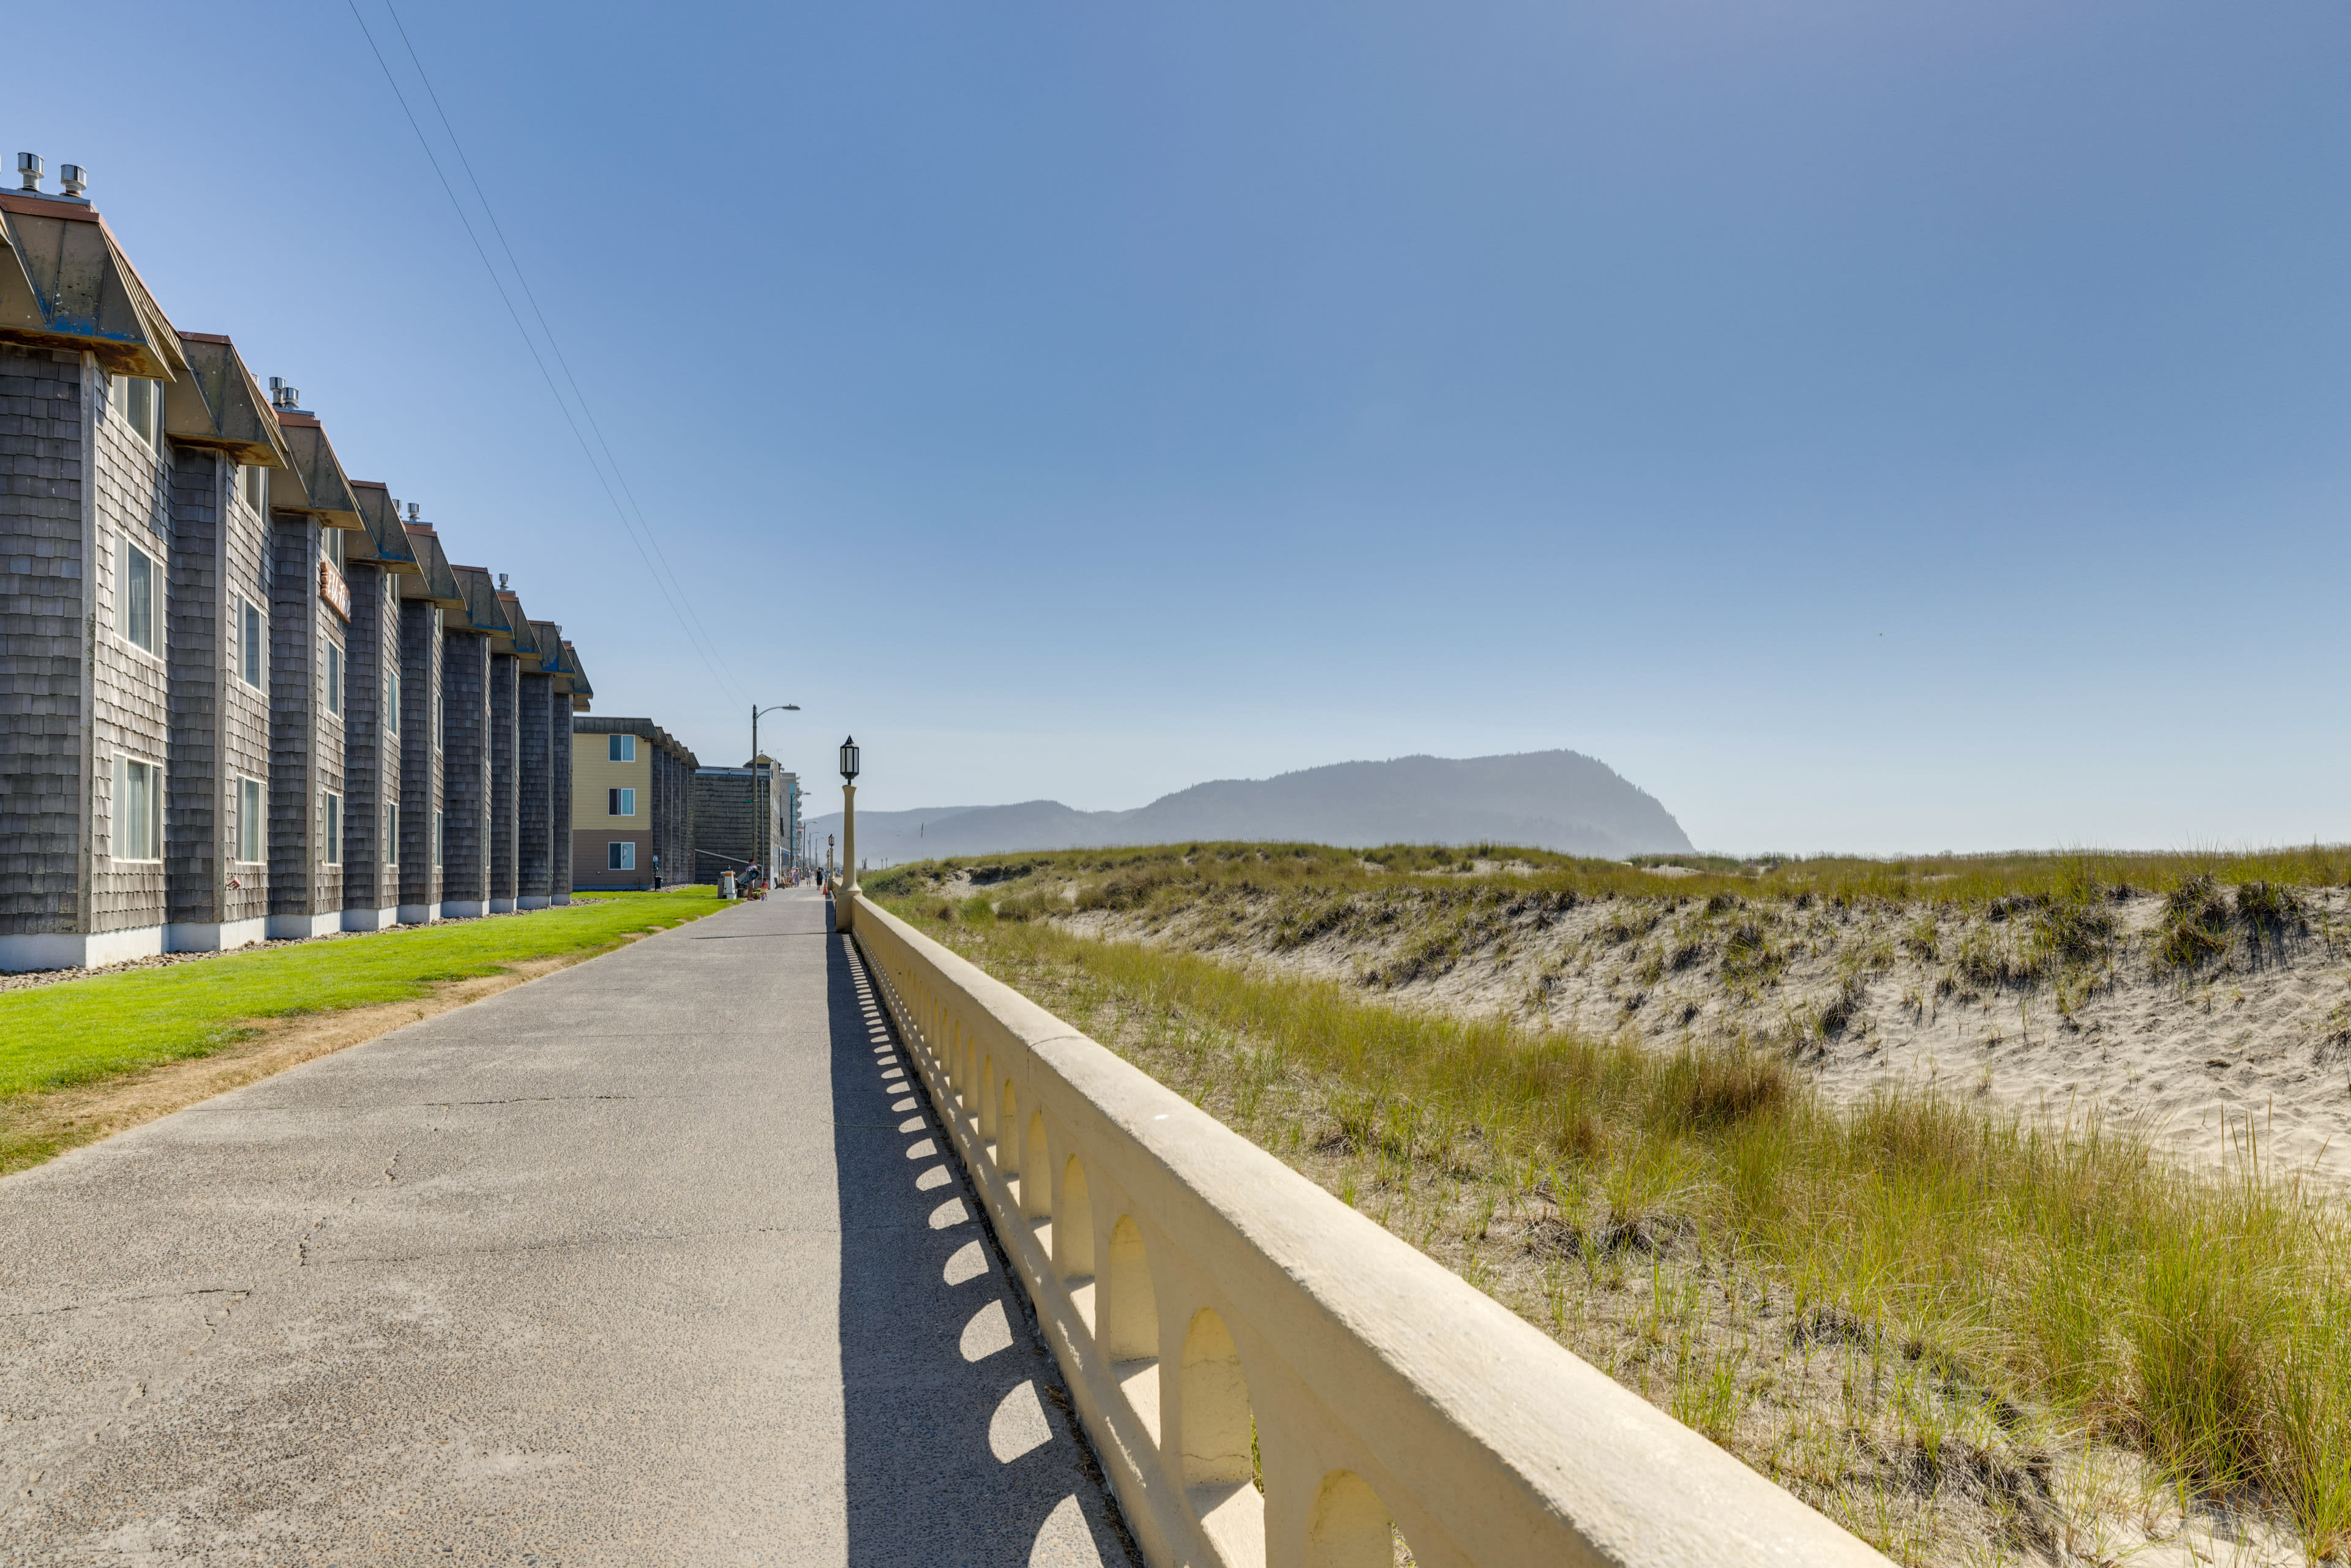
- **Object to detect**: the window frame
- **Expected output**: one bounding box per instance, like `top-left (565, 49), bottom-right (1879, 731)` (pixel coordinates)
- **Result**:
top-left (113, 755), bottom-right (163, 862)
top-left (386, 667), bottom-right (401, 736)
top-left (433, 808), bottom-right (444, 868)
top-left (118, 535), bottom-right (158, 655)
top-left (609, 786), bottom-right (637, 818)
top-left (110, 373), bottom-right (162, 450)
top-left (608, 733), bottom-right (637, 762)
top-left (385, 801), bottom-right (399, 867)
top-left (322, 792), bottom-right (342, 865)
top-left (238, 596), bottom-right (264, 688)
top-left (324, 640), bottom-right (343, 719)
top-left (609, 841), bottom-right (637, 871)
top-left (237, 777), bottom-right (264, 865)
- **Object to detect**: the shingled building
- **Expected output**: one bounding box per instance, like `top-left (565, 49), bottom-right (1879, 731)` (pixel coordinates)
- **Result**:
top-left (0, 159), bottom-right (594, 970)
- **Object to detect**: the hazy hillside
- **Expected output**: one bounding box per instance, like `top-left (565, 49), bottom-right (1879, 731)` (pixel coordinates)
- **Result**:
top-left (803, 750), bottom-right (1693, 862)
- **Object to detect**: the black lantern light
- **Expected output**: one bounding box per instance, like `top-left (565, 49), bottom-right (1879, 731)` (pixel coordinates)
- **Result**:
top-left (839, 735), bottom-right (860, 782)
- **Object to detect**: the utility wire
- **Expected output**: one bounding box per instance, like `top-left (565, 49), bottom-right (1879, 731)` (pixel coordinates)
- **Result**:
top-left (343, 0), bottom-right (749, 707)
top-left (373, 0), bottom-right (737, 691)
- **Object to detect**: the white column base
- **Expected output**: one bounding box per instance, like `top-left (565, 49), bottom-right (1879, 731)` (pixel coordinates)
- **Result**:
top-left (552, 893), bottom-right (572, 906)
top-left (396, 903), bottom-right (438, 926)
top-left (440, 899), bottom-right (490, 919)
top-left (341, 907), bottom-right (402, 932)
top-left (0, 925), bottom-right (166, 973)
top-left (489, 898), bottom-right (517, 914)
top-left (165, 918), bottom-right (269, 954)
top-left (516, 895), bottom-right (550, 910)
top-left (266, 912), bottom-right (343, 940)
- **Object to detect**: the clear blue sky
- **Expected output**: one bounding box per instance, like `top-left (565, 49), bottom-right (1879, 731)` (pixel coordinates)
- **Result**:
top-left (20, 1), bottom-right (2351, 852)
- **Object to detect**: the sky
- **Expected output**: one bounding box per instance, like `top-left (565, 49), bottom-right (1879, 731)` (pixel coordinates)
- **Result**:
top-left (17, 1), bottom-right (2351, 853)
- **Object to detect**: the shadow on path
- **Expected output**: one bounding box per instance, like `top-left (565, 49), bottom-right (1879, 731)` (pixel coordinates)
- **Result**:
top-left (828, 907), bottom-right (1130, 1567)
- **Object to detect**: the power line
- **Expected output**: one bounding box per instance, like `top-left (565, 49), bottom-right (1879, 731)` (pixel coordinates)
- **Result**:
top-left (342, 0), bottom-right (749, 707)
top-left (373, 0), bottom-right (735, 689)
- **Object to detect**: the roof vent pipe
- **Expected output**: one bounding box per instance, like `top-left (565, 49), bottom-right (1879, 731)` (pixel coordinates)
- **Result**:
top-left (268, 377), bottom-right (299, 411)
top-left (58, 164), bottom-right (86, 198)
top-left (16, 153), bottom-right (41, 192)
top-left (406, 502), bottom-right (420, 522)
top-left (498, 573), bottom-right (509, 590)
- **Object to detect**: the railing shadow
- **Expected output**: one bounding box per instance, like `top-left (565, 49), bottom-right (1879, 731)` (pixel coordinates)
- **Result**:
top-left (828, 915), bottom-right (1127, 1567)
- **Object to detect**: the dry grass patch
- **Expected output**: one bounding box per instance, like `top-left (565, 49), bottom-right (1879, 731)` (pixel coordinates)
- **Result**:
top-left (887, 899), bottom-right (2344, 1567)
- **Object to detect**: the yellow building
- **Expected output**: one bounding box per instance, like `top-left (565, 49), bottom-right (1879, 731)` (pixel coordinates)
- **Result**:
top-left (570, 718), bottom-right (696, 890)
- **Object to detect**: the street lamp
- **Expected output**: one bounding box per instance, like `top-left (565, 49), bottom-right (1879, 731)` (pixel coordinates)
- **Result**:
top-left (749, 703), bottom-right (799, 884)
top-left (837, 737), bottom-right (861, 929)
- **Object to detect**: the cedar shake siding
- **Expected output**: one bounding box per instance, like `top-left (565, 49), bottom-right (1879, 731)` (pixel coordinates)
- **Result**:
top-left (0, 185), bottom-right (598, 968)
top-left (396, 598), bottom-right (443, 921)
top-left (266, 514), bottom-right (344, 932)
top-left (339, 560), bottom-right (402, 925)
top-left (488, 651), bottom-right (518, 910)
top-left (517, 670), bottom-right (552, 905)
top-left (0, 345), bottom-right (94, 950)
top-left (440, 629), bottom-right (490, 916)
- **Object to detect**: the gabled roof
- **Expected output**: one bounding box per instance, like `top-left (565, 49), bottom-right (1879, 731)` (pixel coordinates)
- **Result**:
top-left (0, 192), bottom-right (185, 380)
top-left (448, 564), bottom-right (517, 651)
top-left (346, 482), bottom-right (421, 574)
top-left (163, 333), bottom-right (292, 468)
top-left (268, 413), bottom-right (362, 527)
top-left (397, 523), bottom-right (468, 610)
top-left (564, 641), bottom-right (593, 710)
top-left (495, 590), bottom-right (539, 656)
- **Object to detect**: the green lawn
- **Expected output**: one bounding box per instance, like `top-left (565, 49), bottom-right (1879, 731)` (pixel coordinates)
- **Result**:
top-left (0, 888), bottom-right (728, 1098)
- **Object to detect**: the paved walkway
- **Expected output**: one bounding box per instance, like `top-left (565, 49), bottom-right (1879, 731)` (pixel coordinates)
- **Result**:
top-left (0, 889), bottom-right (1127, 1566)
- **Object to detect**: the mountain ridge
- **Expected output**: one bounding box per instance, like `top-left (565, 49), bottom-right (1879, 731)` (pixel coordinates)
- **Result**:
top-left (800, 749), bottom-right (1694, 863)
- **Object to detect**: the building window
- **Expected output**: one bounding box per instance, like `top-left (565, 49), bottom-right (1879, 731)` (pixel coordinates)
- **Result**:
top-left (239, 598), bottom-right (263, 687)
top-left (435, 691), bottom-right (444, 749)
top-left (386, 803), bottom-right (399, 866)
top-left (119, 538), bottom-right (157, 653)
top-left (324, 642), bottom-right (343, 717)
top-left (608, 787), bottom-right (636, 817)
top-left (609, 734), bottom-right (636, 762)
top-left (323, 793), bottom-right (341, 864)
top-left (609, 841), bottom-right (637, 871)
top-left (241, 462), bottom-right (268, 515)
top-left (433, 809), bottom-right (444, 867)
top-left (110, 374), bottom-right (161, 449)
top-left (114, 757), bottom-right (162, 861)
top-left (324, 525), bottom-right (347, 571)
top-left (238, 778), bottom-right (264, 863)
top-left (386, 667), bottom-right (401, 735)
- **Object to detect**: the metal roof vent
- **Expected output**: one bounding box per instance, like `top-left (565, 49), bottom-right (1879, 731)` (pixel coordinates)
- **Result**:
top-left (58, 164), bottom-right (86, 198)
top-left (268, 377), bottom-right (301, 412)
top-left (15, 153), bottom-right (41, 192)
top-left (498, 573), bottom-right (509, 590)
top-left (406, 502), bottom-right (421, 522)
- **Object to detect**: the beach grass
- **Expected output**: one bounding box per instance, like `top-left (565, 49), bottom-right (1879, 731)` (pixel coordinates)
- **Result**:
top-left (879, 882), bottom-right (2351, 1562)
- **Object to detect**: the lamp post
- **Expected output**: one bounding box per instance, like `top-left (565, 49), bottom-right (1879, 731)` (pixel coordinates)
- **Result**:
top-left (837, 736), bottom-right (861, 930)
top-left (749, 703), bottom-right (799, 885)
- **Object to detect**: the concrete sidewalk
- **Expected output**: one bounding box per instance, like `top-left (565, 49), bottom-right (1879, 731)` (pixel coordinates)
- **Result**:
top-left (0, 889), bottom-right (1128, 1566)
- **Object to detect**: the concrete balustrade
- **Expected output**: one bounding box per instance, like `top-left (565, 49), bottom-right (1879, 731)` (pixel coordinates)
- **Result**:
top-left (847, 893), bottom-right (1892, 1568)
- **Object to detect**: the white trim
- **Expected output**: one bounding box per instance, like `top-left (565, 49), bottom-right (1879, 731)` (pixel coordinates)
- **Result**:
top-left (264, 912), bottom-right (342, 940)
top-left (0, 925), bottom-right (166, 973)
top-left (165, 918), bottom-right (269, 954)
